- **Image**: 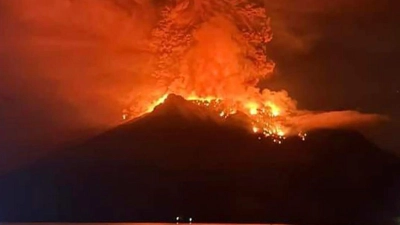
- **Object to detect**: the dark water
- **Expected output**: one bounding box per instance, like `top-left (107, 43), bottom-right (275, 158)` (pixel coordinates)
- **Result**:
top-left (0, 223), bottom-right (292, 225)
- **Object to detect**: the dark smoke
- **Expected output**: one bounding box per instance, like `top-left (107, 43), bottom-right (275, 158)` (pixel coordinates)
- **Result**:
top-left (0, 0), bottom-right (389, 171)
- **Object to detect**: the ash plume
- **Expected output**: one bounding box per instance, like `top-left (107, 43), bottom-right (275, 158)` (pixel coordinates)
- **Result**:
top-left (0, 0), bottom-right (386, 167)
top-left (123, 0), bottom-right (385, 135)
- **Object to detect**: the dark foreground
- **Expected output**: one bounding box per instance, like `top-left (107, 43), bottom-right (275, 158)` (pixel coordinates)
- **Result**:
top-left (0, 96), bottom-right (399, 225)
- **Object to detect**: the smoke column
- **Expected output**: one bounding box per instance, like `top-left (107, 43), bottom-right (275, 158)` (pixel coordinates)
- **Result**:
top-left (123, 0), bottom-right (384, 135)
top-left (0, 0), bottom-right (385, 170)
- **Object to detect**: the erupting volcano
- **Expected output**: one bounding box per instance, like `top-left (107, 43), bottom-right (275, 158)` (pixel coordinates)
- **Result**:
top-left (1, 0), bottom-right (399, 224)
top-left (122, 0), bottom-right (381, 141)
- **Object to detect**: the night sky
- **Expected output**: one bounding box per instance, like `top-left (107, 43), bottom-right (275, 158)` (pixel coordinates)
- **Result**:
top-left (264, 0), bottom-right (399, 153)
top-left (0, 0), bottom-right (399, 172)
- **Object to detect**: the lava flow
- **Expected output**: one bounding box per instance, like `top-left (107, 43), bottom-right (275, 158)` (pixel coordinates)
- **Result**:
top-left (122, 0), bottom-right (382, 143)
top-left (121, 0), bottom-right (303, 142)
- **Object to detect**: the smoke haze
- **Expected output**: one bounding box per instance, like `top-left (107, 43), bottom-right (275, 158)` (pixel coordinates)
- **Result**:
top-left (0, 0), bottom-right (393, 171)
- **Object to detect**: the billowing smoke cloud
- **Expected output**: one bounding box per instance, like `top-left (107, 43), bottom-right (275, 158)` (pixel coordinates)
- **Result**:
top-left (0, 0), bottom-right (387, 170)
top-left (124, 0), bottom-right (279, 116)
top-left (122, 0), bottom-right (385, 136)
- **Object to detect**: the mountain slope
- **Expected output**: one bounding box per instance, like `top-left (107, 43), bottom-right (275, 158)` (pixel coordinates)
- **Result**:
top-left (0, 95), bottom-right (399, 224)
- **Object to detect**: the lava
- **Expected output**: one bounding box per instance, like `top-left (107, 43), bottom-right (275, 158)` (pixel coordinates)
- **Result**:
top-left (122, 0), bottom-right (302, 142)
top-left (125, 93), bottom-right (297, 143)
top-left (121, 0), bottom-right (382, 143)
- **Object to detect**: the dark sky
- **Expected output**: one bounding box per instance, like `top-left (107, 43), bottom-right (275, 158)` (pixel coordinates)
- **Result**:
top-left (264, 0), bottom-right (400, 153)
top-left (0, 0), bottom-right (399, 172)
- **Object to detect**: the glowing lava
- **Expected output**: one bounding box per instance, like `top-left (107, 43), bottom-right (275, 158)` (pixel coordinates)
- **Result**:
top-left (124, 93), bottom-right (300, 143)
top-left (123, 0), bottom-right (307, 143)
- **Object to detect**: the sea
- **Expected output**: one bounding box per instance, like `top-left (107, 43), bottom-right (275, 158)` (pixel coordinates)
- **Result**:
top-left (0, 223), bottom-right (290, 225)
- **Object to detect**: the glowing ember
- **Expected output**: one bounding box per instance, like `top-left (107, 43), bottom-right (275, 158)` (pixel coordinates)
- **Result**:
top-left (267, 102), bottom-right (281, 117)
top-left (249, 108), bottom-right (258, 115)
top-left (253, 127), bottom-right (259, 133)
top-left (123, 0), bottom-right (309, 143)
top-left (246, 102), bottom-right (260, 115)
top-left (298, 132), bottom-right (308, 141)
top-left (133, 93), bottom-right (298, 143)
top-left (277, 130), bottom-right (285, 137)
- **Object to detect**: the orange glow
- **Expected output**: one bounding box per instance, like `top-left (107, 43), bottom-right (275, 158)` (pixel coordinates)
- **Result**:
top-left (246, 102), bottom-right (260, 115)
top-left (146, 94), bottom-right (169, 113)
top-left (249, 108), bottom-right (258, 115)
top-left (122, 0), bottom-right (310, 143)
top-left (137, 93), bottom-right (292, 142)
top-left (253, 127), bottom-right (259, 133)
top-left (1, 0), bottom-right (383, 148)
top-left (266, 102), bottom-right (281, 117)
top-left (277, 129), bottom-right (285, 137)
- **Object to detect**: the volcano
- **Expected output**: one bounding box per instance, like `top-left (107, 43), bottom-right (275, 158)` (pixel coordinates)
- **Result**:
top-left (0, 95), bottom-right (399, 224)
